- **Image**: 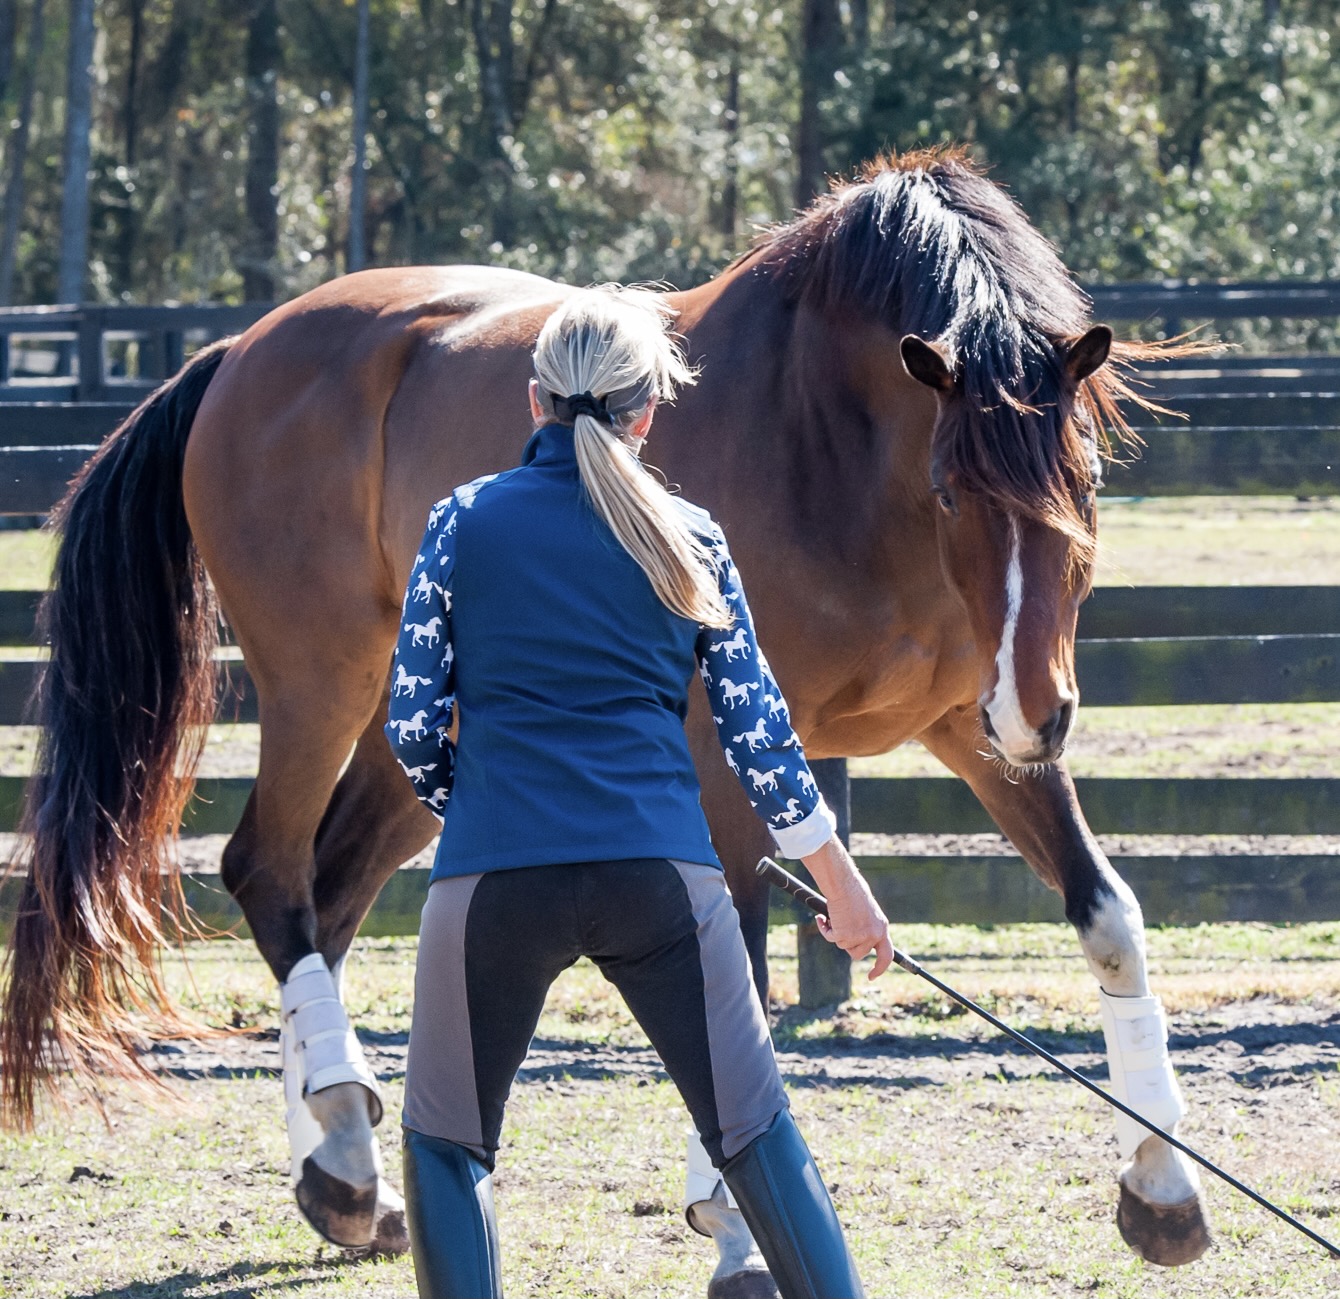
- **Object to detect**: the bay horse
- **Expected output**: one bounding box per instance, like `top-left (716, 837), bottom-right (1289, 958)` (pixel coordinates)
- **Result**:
top-left (2, 149), bottom-right (1210, 1290)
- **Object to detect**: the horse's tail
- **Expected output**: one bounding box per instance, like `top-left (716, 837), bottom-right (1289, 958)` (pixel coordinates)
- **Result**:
top-left (1, 337), bottom-right (234, 1128)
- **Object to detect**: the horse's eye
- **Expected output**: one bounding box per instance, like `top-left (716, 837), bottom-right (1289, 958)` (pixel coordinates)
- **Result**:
top-left (934, 487), bottom-right (955, 514)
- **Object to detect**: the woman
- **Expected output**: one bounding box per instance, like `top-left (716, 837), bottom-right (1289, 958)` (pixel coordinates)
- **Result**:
top-left (387, 285), bottom-right (892, 1299)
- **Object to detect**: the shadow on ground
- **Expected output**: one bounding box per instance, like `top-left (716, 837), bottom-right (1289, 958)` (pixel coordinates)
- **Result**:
top-left (65, 1254), bottom-right (381, 1299)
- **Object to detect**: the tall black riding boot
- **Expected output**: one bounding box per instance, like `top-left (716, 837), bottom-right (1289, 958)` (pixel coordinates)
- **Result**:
top-left (402, 1128), bottom-right (503, 1299)
top-left (721, 1111), bottom-right (866, 1299)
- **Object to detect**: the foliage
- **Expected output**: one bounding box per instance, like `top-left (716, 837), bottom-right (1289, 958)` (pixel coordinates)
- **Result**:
top-left (0, 0), bottom-right (1338, 305)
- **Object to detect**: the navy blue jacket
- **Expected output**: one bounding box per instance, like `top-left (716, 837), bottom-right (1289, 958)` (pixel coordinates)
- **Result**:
top-left (386, 422), bottom-right (834, 880)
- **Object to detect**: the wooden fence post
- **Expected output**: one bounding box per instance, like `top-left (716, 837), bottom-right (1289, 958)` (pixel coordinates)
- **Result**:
top-left (76, 306), bottom-right (103, 401)
top-left (797, 757), bottom-right (851, 1008)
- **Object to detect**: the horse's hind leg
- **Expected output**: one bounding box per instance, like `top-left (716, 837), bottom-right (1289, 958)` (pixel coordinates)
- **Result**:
top-left (221, 679), bottom-right (395, 1250)
top-left (918, 705), bottom-right (1212, 1266)
top-left (312, 691), bottom-right (440, 965)
top-left (291, 695), bottom-right (443, 1253)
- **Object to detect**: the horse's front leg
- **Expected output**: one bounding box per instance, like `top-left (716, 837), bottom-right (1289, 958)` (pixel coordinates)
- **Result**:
top-left (918, 705), bottom-right (1212, 1266)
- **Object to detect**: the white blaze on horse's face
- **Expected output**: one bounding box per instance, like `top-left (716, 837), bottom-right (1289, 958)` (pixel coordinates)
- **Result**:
top-left (979, 512), bottom-right (1079, 765)
top-left (930, 487), bottom-right (1087, 767)
top-left (982, 515), bottom-right (1035, 758)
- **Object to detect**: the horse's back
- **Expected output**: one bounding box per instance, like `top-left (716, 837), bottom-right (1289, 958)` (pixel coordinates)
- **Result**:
top-left (184, 265), bottom-right (569, 679)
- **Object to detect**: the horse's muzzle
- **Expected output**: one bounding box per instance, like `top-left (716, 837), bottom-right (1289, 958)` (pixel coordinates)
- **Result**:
top-left (980, 696), bottom-right (1074, 766)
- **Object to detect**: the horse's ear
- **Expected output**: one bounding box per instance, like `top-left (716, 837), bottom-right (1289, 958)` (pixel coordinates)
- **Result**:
top-left (1066, 324), bottom-right (1113, 383)
top-left (900, 335), bottom-right (954, 393)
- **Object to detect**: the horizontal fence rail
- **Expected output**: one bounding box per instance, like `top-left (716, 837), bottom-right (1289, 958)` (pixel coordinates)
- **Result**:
top-left (0, 660), bottom-right (258, 726)
top-left (1077, 586), bottom-right (1340, 639)
top-left (1086, 279), bottom-right (1340, 333)
top-left (1, 628), bottom-right (1337, 729)
top-left (5, 850), bottom-right (1333, 943)
top-left (828, 854), bottom-right (1340, 928)
top-left (5, 392), bottom-right (1340, 513)
top-left (6, 586), bottom-right (1340, 647)
top-left (0, 303), bottom-right (269, 403)
top-left (1111, 429), bottom-right (1340, 496)
top-left (5, 772), bottom-right (1336, 842)
top-left (1076, 635), bottom-right (1340, 706)
top-left (849, 776), bottom-right (1340, 837)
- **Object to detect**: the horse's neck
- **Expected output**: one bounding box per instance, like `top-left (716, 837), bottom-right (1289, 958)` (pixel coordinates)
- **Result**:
top-left (666, 274), bottom-right (955, 732)
top-left (672, 271), bottom-right (938, 585)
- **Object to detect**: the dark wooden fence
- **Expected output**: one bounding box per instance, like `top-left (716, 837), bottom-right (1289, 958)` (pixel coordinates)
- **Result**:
top-left (1, 291), bottom-right (1338, 996)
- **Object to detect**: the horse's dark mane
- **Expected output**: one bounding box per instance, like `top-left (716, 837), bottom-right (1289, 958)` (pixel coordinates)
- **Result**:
top-left (741, 147), bottom-right (1183, 557)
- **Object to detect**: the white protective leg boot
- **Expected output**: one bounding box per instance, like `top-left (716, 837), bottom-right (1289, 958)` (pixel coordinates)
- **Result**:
top-left (281, 952), bottom-right (387, 1247)
top-left (1099, 990), bottom-right (1210, 1265)
top-left (685, 1131), bottom-right (778, 1299)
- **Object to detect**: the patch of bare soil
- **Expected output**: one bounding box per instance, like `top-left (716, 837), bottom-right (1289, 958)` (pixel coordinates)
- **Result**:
top-left (852, 832), bottom-right (1340, 857)
top-left (148, 997), bottom-right (1340, 1106)
top-left (9, 830), bottom-right (1330, 879)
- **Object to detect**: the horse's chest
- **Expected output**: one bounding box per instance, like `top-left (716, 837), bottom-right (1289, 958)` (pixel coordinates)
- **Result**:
top-left (799, 615), bottom-right (978, 757)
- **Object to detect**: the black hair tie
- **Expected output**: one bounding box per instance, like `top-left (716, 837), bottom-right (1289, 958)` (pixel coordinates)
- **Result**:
top-left (551, 390), bottom-right (615, 427)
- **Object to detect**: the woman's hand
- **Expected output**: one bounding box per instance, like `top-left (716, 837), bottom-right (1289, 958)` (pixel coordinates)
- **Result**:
top-left (800, 836), bottom-right (894, 979)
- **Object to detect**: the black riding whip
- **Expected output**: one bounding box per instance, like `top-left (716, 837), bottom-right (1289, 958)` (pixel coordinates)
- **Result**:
top-left (756, 855), bottom-right (1340, 1261)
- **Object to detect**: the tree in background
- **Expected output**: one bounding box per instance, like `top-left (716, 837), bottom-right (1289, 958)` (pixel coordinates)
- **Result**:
top-left (0, 0), bottom-right (16, 104)
top-left (242, 0), bottom-right (281, 300)
top-left (1, 0), bottom-right (1339, 308)
top-left (0, 0), bottom-right (46, 303)
top-left (347, 0), bottom-right (369, 271)
top-left (795, 0), bottom-right (842, 208)
top-left (844, 0), bottom-right (1340, 284)
top-left (56, 0), bottom-right (94, 302)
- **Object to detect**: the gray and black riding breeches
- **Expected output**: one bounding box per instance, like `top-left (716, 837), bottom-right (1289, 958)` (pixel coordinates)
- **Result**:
top-left (402, 857), bottom-right (788, 1170)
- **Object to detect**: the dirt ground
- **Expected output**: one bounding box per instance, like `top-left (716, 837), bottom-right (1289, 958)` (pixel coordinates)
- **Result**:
top-left (2, 929), bottom-right (1339, 1298)
top-left (143, 992), bottom-right (1340, 1123)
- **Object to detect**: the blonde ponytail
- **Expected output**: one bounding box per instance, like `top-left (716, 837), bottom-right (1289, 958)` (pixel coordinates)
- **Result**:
top-left (533, 287), bottom-right (733, 629)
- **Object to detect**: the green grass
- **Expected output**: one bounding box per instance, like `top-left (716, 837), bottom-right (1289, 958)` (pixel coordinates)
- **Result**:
top-left (851, 702), bottom-right (1340, 780)
top-left (1094, 495), bottom-right (1340, 588)
top-left (0, 530), bottom-right (53, 590)
top-left (6, 1070), bottom-right (1333, 1298)
top-left (3, 496), bottom-right (1339, 594)
top-left (2, 926), bottom-right (1337, 1297)
top-left (159, 923), bottom-right (1340, 1047)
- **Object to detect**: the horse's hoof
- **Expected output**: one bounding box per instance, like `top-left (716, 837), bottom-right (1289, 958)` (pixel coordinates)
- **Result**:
top-left (707, 1268), bottom-right (779, 1299)
top-left (369, 1180), bottom-right (409, 1254)
top-left (295, 1154), bottom-right (379, 1248)
top-left (1117, 1183), bottom-right (1211, 1266)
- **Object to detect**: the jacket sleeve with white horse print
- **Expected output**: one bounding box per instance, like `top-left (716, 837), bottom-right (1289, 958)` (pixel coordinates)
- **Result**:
top-left (385, 495), bottom-right (835, 858)
top-left (694, 522), bottom-right (836, 859)
top-left (386, 493), bottom-right (459, 820)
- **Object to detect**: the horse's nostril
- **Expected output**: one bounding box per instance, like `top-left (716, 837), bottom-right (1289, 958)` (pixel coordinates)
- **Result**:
top-left (1040, 700), bottom-right (1075, 749)
top-left (980, 709), bottom-right (999, 743)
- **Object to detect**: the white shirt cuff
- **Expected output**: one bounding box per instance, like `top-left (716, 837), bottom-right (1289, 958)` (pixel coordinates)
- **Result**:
top-left (770, 796), bottom-right (837, 860)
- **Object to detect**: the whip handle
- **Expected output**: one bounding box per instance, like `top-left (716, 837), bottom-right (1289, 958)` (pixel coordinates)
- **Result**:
top-left (755, 856), bottom-right (826, 914)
